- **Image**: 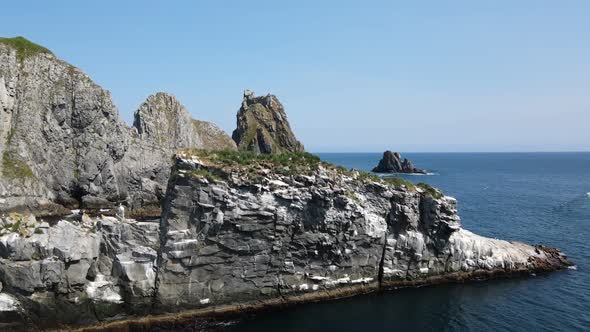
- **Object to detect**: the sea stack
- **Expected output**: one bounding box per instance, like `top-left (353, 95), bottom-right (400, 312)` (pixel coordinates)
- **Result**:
top-left (372, 150), bottom-right (426, 174)
top-left (232, 89), bottom-right (304, 154)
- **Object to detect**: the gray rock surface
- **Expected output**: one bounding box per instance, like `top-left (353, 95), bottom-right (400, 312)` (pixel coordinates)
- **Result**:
top-left (0, 152), bottom-right (571, 330)
top-left (155, 151), bottom-right (570, 309)
top-left (232, 90), bottom-right (304, 154)
top-left (0, 38), bottom-right (235, 216)
top-left (372, 150), bottom-right (426, 174)
top-left (133, 92), bottom-right (236, 152)
top-left (0, 212), bottom-right (160, 328)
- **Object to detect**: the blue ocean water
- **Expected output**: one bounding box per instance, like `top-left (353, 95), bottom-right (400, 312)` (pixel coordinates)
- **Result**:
top-left (229, 152), bottom-right (590, 332)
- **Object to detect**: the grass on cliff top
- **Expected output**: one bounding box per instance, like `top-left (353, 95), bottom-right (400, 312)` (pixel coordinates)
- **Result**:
top-left (381, 177), bottom-right (443, 198)
top-left (183, 149), bottom-right (445, 198)
top-left (416, 182), bottom-right (443, 199)
top-left (185, 149), bottom-right (321, 176)
top-left (2, 151), bottom-right (34, 179)
top-left (194, 149), bottom-right (320, 167)
top-left (0, 36), bottom-right (53, 63)
top-left (383, 176), bottom-right (416, 190)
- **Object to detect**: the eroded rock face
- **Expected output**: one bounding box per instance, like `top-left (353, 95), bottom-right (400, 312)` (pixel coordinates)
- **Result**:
top-left (0, 212), bottom-right (160, 328)
top-left (133, 92), bottom-right (236, 152)
top-left (232, 90), bottom-right (304, 154)
top-left (0, 153), bottom-right (571, 330)
top-left (155, 152), bottom-right (570, 309)
top-left (0, 38), bottom-right (235, 216)
top-left (372, 151), bottom-right (426, 174)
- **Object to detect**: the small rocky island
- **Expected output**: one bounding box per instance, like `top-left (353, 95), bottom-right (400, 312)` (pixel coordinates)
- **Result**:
top-left (372, 150), bottom-right (426, 174)
top-left (0, 37), bottom-right (572, 331)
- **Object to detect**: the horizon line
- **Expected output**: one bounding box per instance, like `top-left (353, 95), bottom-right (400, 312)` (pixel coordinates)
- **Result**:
top-left (311, 150), bottom-right (590, 154)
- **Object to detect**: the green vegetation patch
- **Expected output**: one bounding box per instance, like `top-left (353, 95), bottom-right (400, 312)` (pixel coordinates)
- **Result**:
top-left (383, 177), bottom-right (416, 190)
top-left (417, 182), bottom-right (443, 199)
top-left (2, 151), bottom-right (34, 179)
top-left (185, 149), bottom-right (321, 176)
top-left (188, 168), bottom-right (221, 182)
top-left (181, 150), bottom-right (446, 198)
top-left (357, 170), bottom-right (381, 183)
top-left (240, 113), bottom-right (259, 149)
top-left (0, 36), bottom-right (53, 63)
top-left (197, 149), bottom-right (319, 167)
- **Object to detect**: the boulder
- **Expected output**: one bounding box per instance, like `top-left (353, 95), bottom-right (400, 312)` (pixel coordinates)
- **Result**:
top-left (48, 220), bottom-right (100, 262)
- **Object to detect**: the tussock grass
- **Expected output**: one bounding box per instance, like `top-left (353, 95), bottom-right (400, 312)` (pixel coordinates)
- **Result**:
top-left (0, 36), bottom-right (52, 63)
top-left (417, 182), bottom-right (443, 199)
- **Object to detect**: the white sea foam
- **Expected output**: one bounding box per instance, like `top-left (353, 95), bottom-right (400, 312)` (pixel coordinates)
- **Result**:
top-left (586, 192), bottom-right (590, 199)
top-left (568, 265), bottom-right (578, 270)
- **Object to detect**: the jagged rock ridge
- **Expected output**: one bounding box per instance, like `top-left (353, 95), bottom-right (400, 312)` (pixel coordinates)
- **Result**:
top-left (372, 150), bottom-right (426, 174)
top-left (0, 37), bottom-right (235, 216)
top-left (133, 92), bottom-right (236, 151)
top-left (232, 90), bottom-right (304, 154)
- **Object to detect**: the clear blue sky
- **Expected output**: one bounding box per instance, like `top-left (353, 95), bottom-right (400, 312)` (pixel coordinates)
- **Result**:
top-left (2, 1), bottom-right (589, 152)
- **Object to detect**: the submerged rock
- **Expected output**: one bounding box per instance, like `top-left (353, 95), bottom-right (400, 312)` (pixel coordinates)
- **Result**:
top-left (372, 150), bottom-right (426, 174)
top-left (232, 90), bottom-right (304, 154)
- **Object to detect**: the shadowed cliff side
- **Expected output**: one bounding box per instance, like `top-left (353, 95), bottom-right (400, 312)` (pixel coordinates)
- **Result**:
top-left (0, 37), bottom-right (235, 216)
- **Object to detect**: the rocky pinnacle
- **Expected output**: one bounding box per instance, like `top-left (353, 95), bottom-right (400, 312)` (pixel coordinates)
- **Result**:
top-left (232, 90), bottom-right (304, 154)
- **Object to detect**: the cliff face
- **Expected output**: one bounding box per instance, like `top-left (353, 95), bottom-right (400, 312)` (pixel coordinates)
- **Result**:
top-left (0, 39), bottom-right (127, 213)
top-left (232, 90), bottom-right (304, 154)
top-left (156, 151), bottom-right (569, 308)
top-left (0, 38), bottom-right (235, 215)
top-left (0, 151), bottom-right (571, 330)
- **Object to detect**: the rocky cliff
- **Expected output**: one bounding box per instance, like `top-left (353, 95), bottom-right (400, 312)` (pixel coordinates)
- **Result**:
top-left (155, 151), bottom-right (569, 309)
top-left (0, 37), bottom-right (235, 216)
top-left (133, 92), bottom-right (236, 152)
top-left (372, 150), bottom-right (426, 174)
top-left (0, 150), bottom-right (569, 330)
top-left (232, 90), bottom-right (304, 154)
top-left (0, 37), bottom-right (573, 331)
